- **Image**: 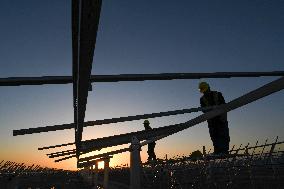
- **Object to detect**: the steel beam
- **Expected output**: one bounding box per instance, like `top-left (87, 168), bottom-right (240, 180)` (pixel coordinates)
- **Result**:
top-left (48, 149), bottom-right (77, 158)
top-left (74, 0), bottom-right (102, 158)
top-left (15, 106), bottom-right (212, 136)
top-left (55, 154), bottom-right (77, 163)
top-left (36, 107), bottom-right (214, 150)
top-left (38, 142), bottom-right (75, 150)
top-left (1, 71), bottom-right (283, 86)
top-left (72, 0), bottom-right (79, 160)
top-left (47, 149), bottom-right (76, 156)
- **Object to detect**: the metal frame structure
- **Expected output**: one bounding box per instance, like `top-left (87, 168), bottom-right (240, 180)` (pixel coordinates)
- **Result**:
top-left (35, 76), bottom-right (284, 162)
top-left (1, 0), bottom-right (283, 177)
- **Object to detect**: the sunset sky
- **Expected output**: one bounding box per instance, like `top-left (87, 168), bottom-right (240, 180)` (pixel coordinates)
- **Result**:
top-left (0, 0), bottom-right (284, 170)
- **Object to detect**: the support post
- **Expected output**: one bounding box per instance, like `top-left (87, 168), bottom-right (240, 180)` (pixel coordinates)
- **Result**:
top-left (203, 146), bottom-right (206, 157)
top-left (91, 165), bottom-right (94, 186)
top-left (93, 161), bottom-right (99, 189)
top-left (130, 136), bottom-right (141, 189)
top-left (103, 158), bottom-right (110, 189)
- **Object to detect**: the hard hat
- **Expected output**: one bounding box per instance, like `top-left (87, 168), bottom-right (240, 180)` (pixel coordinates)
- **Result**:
top-left (199, 82), bottom-right (209, 93)
top-left (143, 120), bottom-right (150, 124)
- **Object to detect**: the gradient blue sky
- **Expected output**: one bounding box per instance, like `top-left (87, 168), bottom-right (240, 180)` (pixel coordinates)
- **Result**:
top-left (0, 0), bottom-right (283, 170)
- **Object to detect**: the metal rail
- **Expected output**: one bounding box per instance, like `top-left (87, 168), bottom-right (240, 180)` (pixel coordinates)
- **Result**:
top-left (15, 106), bottom-right (214, 136)
top-left (1, 71), bottom-right (284, 86)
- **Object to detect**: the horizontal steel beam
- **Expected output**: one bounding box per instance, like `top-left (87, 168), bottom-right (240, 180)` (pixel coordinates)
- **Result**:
top-left (45, 76), bottom-right (284, 160)
top-left (38, 142), bottom-right (75, 151)
top-left (15, 106), bottom-right (212, 136)
top-left (2, 71), bottom-right (284, 86)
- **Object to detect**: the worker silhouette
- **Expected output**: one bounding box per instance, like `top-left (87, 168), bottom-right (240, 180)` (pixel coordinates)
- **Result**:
top-left (143, 120), bottom-right (157, 161)
top-left (199, 82), bottom-right (230, 154)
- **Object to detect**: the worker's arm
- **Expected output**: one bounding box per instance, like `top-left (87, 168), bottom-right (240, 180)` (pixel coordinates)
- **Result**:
top-left (200, 98), bottom-right (208, 113)
top-left (218, 92), bottom-right (228, 122)
top-left (218, 92), bottom-right (226, 104)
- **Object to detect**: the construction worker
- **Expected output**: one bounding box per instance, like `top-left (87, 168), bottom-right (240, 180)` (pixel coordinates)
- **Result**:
top-left (143, 120), bottom-right (157, 161)
top-left (199, 82), bottom-right (230, 154)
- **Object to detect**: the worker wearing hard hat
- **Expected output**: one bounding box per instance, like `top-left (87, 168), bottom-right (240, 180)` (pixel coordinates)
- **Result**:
top-left (143, 120), bottom-right (157, 161)
top-left (199, 82), bottom-right (230, 154)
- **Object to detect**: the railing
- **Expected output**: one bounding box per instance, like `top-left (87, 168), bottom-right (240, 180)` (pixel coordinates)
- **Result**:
top-left (0, 160), bottom-right (65, 176)
top-left (81, 138), bottom-right (283, 189)
top-left (0, 160), bottom-right (80, 188)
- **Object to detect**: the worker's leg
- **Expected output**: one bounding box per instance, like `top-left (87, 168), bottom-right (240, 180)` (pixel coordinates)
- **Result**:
top-left (208, 125), bottom-right (219, 154)
top-left (149, 149), bottom-right (156, 160)
top-left (148, 143), bottom-right (156, 160)
top-left (152, 143), bottom-right (156, 160)
top-left (147, 146), bottom-right (151, 161)
top-left (218, 121), bottom-right (230, 154)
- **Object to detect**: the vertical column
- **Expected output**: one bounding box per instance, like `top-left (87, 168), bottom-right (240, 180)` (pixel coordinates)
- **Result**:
top-left (92, 161), bottom-right (99, 189)
top-left (103, 158), bottom-right (110, 189)
top-left (91, 165), bottom-right (94, 186)
top-left (130, 136), bottom-right (141, 189)
top-left (203, 146), bottom-right (206, 157)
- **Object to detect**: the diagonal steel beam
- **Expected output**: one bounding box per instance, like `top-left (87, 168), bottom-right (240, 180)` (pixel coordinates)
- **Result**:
top-left (43, 76), bottom-right (284, 160)
top-left (2, 71), bottom-right (284, 86)
top-left (55, 154), bottom-right (77, 163)
top-left (47, 149), bottom-right (76, 156)
top-left (74, 0), bottom-right (102, 159)
top-left (38, 142), bottom-right (75, 150)
top-left (48, 149), bottom-right (77, 158)
top-left (15, 106), bottom-right (212, 136)
top-left (37, 106), bottom-right (216, 150)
